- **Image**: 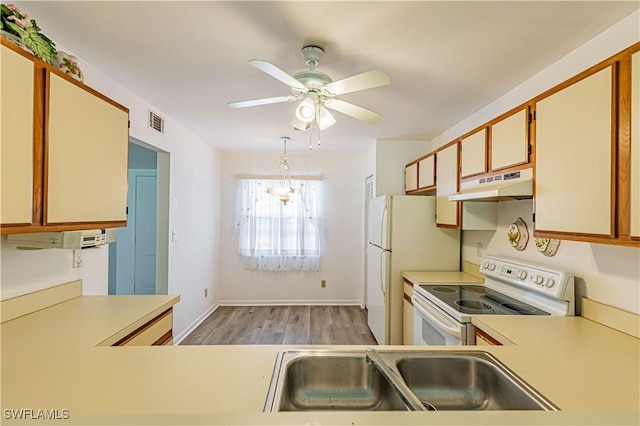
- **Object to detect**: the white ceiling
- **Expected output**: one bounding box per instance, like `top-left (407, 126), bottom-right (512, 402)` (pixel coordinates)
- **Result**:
top-left (16, 1), bottom-right (639, 154)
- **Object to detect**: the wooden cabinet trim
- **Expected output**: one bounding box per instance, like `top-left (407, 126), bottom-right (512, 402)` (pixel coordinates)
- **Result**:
top-left (403, 293), bottom-right (413, 305)
top-left (113, 308), bottom-right (173, 346)
top-left (475, 328), bottom-right (502, 346)
top-left (153, 329), bottom-right (173, 346)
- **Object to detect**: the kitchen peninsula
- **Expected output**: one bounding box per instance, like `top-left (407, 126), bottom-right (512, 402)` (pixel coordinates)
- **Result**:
top-left (1, 283), bottom-right (638, 425)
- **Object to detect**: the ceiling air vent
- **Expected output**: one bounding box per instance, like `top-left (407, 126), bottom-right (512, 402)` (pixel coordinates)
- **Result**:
top-left (148, 110), bottom-right (164, 133)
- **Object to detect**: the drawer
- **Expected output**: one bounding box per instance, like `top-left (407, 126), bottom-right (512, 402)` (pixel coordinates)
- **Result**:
top-left (403, 279), bottom-right (414, 299)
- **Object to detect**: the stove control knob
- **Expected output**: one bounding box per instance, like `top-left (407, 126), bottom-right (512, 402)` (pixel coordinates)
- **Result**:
top-left (518, 270), bottom-right (527, 280)
top-left (483, 261), bottom-right (490, 270)
top-left (535, 275), bottom-right (544, 285)
top-left (489, 263), bottom-right (496, 271)
top-left (545, 278), bottom-right (555, 288)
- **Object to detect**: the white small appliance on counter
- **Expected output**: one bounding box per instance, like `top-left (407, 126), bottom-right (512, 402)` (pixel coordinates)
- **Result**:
top-left (7, 229), bottom-right (116, 249)
top-left (412, 255), bottom-right (575, 345)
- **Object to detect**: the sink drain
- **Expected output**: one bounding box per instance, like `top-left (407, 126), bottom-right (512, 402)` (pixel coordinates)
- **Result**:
top-left (421, 400), bottom-right (437, 411)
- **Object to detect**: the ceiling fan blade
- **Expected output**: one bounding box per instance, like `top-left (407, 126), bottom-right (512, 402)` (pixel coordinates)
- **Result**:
top-left (249, 59), bottom-right (306, 90)
top-left (317, 106), bottom-right (336, 130)
top-left (324, 99), bottom-right (382, 123)
top-left (228, 95), bottom-right (296, 109)
top-left (323, 70), bottom-right (391, 96)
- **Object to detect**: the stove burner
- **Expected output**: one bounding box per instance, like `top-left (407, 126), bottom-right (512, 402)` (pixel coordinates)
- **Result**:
top-left (461, 285), bottom-right (485, 293)
top-left (501, 302), bottom-right (535, 313)
top-left (431, 286), bottom-right (457, 293)
top-left (455, 300), bottom-right (493, 311)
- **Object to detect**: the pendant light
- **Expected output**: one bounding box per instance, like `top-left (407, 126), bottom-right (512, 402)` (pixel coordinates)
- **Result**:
top-left (267, 137), bottom-right (300, 204)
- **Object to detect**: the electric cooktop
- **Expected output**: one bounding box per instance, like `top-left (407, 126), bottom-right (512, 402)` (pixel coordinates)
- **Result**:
top-left (418, 284), bottom-right (551, 316)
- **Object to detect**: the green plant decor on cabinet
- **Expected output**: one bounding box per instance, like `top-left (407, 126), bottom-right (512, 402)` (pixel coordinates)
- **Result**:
top-left (1, 3), bottom-right (56, 63)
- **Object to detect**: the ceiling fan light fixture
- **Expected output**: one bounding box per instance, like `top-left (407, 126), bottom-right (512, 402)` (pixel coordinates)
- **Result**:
top-left (317, 106), bottom-right (336, 130)
top-left (290, 115), bottom-right (311, 131)
top-left (295, 95), bottom-right (317, 123)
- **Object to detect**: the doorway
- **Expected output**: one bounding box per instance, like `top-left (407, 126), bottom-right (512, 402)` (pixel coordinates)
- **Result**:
top-left (108, 139), bottom-right (170, 295)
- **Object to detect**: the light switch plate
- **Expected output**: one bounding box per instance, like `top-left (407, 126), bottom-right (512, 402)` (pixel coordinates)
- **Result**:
top-left (72, 249), bottom-right (83, 268)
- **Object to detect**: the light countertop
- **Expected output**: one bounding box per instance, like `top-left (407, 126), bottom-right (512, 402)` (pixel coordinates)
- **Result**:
top-left (403, 270), bottom-right (484, 284)
top-left (1, 294), bottom-right (638, 425)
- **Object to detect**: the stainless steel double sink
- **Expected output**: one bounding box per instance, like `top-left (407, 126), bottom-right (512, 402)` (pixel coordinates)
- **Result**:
top-left (264, 349), bottom-right (557, 412)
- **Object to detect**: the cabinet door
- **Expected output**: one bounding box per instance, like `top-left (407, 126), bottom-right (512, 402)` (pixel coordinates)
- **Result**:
top-left (1, 45), bottom-right (34, 225)
top-left (460, 129), bottom-right (487, 177)
top-left (436, 143), bottom-right (459, 226)
top-left (405, 162), bottom-right (418, 192)
top-left (417, 155), bottom-right (435, 188)
top-left (631, 52), bottom-right (640, 238)
top-left (535, 66), bottom-right (613, 236)
top-left (46, 73), bottom-right (129, 224)
top-left (491, 109), bottom-right (528, 171)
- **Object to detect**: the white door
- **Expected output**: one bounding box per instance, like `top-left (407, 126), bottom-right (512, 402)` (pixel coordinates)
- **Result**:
top-left (363, 175), bottom-right (374, 306)
top-left (133, 175), bottom-right (157, 294)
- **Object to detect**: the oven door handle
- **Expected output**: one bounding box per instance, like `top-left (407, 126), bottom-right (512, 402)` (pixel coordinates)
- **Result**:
top-left (413, 294), bottom-right (463, 339)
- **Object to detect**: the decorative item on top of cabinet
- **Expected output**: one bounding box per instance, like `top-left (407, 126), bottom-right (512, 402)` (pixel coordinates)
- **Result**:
top-left (0, 38), bottom-right (129, 235)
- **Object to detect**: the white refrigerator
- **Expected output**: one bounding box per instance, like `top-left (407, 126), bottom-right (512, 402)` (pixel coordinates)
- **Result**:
top-left (366, 195), bottom-right (460, 345)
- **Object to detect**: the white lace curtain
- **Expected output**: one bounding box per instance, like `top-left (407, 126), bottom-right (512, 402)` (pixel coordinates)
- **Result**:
top-left (235, 177), bottom-right (321, 271)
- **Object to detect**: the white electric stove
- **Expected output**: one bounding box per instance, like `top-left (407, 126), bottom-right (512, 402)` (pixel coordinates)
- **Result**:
top-left (412, 255), bottom-right (575, 345)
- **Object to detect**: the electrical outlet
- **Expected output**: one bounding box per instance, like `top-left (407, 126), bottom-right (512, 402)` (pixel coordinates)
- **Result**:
top-left (321, 279), bottom-right (326, 288)
top-left (204, 288), bottom-right (208, 298)
top-left (476, 242), bottom-right (483, 257)
top-left (72, 249), bottom-right (83, 268)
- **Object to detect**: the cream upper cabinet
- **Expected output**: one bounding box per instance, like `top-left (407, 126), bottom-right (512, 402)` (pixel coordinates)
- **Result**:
top-left (630, 51), bottom-right (640, 238)
top-left (46, 73), bottom-right (129, 224)
top-left (418, 155), bottom-right (435, 189)
top-left (460, 129), bottom-right (486, 178)
top-left (436, 143), bottom-right (459, 227)
top-left (405, 162), bottom-right (418, 192)
top-left (491, 108), bottom-right (528, 171)
top-left (535, 66), bottom-right (613, 236)
top-left (1, 44), bottom-right (34, 225)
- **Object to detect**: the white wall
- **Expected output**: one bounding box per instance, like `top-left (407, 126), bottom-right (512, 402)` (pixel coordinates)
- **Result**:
top-left (462, 201), bottom-right (640, 315)
top-left (434, 12), bottom-right (640, 315)
top-left (0, 42), bottom-right (221, 340)
top-left (218, 151), bottom-right (365, 305)
top-left (374, 139), bottom-right (430, 196)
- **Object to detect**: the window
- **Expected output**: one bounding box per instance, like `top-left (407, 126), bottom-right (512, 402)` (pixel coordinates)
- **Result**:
top-left (236, 177), bottom-right (321, 271)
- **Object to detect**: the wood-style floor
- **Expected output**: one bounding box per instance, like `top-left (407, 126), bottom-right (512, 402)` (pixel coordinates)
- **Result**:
top-left (180, 305), bottom-right (378, 345)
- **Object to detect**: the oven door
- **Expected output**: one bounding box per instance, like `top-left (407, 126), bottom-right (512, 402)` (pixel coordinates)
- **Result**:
top-left (413, 292), bottom-right (469, 345)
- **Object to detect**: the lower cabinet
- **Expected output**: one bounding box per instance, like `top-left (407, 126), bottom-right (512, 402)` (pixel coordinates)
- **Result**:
top-left (113, 308), bottom-right (173, 346)
top-left (402, 279), bottom-right (414, 345)
top-left (474, 327), bottom-right (502, 346)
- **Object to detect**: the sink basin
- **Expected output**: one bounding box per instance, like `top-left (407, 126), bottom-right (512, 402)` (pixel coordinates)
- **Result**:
top-left (264, 351), bottom-right (409, 411)
top-left (396, 352), bottom-right (557, 411)
top-left (264, 349), bottom-right (557, 412)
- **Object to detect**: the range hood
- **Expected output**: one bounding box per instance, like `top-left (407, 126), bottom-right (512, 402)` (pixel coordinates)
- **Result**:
top-left (449, 168), bottom-right (533, 202)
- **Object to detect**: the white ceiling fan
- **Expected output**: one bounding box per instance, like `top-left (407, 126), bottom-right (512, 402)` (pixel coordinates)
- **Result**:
top-left (228, 45), bottom-right (391, 131)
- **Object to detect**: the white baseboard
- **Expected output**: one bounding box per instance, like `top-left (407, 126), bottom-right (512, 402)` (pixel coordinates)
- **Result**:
top-left (218, 299), bottom-right (363, 307)
top-left (173, 303), bottom-right (219, 345)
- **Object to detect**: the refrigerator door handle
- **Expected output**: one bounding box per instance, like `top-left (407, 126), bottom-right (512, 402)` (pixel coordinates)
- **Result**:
top-left (379, 203), bottom-right (388, 249)
top-left (379, 250), bottom-right (386, 296)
